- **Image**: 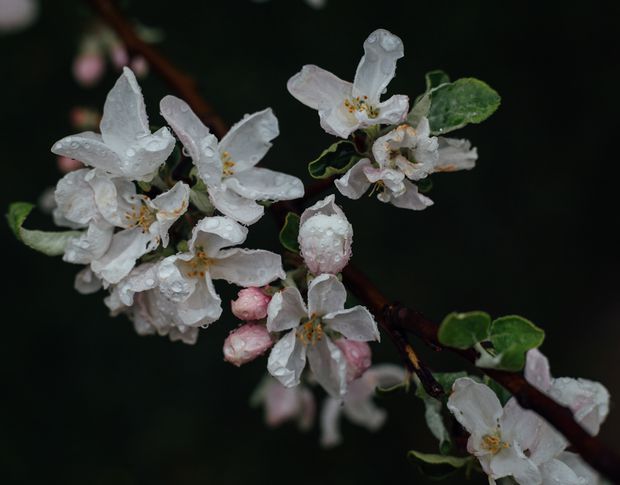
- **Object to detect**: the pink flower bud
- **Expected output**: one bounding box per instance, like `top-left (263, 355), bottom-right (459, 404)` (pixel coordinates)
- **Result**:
top-left (56, 155), bottom-right (83, 173)
top-left (109, 44), bottom-right (129, 69)
top-left (335, 339), bottom-right (372, 382)
top-left (223, 322), bottom-right (274, 367)
top-left (299, 195), bottom-right (353, 275)
top-left (130, 56), bottom-right (149, 77)
top-left (73, 52), bottom-right (105, 87)
top-left (231, 287), bottom-right (271, 321)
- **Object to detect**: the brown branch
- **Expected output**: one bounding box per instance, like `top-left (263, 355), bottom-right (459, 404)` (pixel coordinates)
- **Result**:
top-left (87, 1), bottom-right (620, 480)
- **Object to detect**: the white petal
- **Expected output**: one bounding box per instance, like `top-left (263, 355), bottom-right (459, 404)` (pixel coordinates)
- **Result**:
top-left (63, 221), bottom-right (114, 265)
top-left (307, 337), bottom-right (348, 397)
top-left (91, 227), bottom-right (152, 284)
top-left (121, 126), bottom-right (175, 182)
top-left (51, 132), bottom-right (123, 175)
top-left (100, 67), bottom-right (150, 153)
top-left (353, 29), bottom-right (404, 103)
top-left (266, 287), bottom-right (308, 332)
top-left (529, 420), bottom-right (568, 466)
top-left (208, 185), bottom-right (264, 225)
top-left (287, 64), bottom-right (352, 111)
top-left (54, 169), bottom-right (98, 226)
top-left (150, 181), bottom-right (190, 247)
top-left (189, 216), bottom-right (247, 256)
top-left (157, 254), bottom-right (197, 303)
top-left (549, 377), bottom-right (610, 435)
top-left (323, 306), bottom-right (380, 342)
top-left (363, 165), bottom-right (406, 195)
top-left (219, 108), bottom-right (279, 171)
top-left (225, 167), bottom-right (304, 201)
top-left (299, 194), bottom-right (345, 227)
top-left (373, 94), bottom-right (409, 126)
top-left (524, 348), bottom-right (553, 392)
top-left (540, 459), bottom-right (585, 485)
top-left (307, 273), bottom-right (346, 316)
top-left (500, 398), bottom-right (540, 451)
top-left (74, 267), bottom-right (102, 295)
top-left (210, 248), bottom-right (285, 286)
top-left (368, 364), bottom-right (407, 389)
top-left (86, 169), bottom-right (136, 227)
top-left (320, 397), bottom-right (343, 447)
top-left (447, 378), bottom-right (502, 438)
top-left (489, 445), bottom-right (541, 483)
top-left (557, 452), bottom-right (599, 484)
top-left (343, 395), bottom-right (386, 431)
top-left (114, 262), bottom-right (159, 306)
top-left (435, 137), bottom-right (477, 172)
top-left (388, 179), bottom-right (434, 210)
top-left (176, 275), bottom-right (222, 327)
top-left (334, 158), bottom-right (372, 199)
top-left (267, 330), bottom-right (308, 387)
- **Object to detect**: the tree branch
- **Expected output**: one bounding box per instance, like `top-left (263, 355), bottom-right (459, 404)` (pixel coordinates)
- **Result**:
top-left (86, 0), bottom-right (620, 480)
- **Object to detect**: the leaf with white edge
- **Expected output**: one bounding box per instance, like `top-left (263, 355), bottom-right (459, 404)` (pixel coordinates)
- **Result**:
top-left (425, 70), bottom-right (451, 91)
top-left (428, 78), bottom-right (501, 135)
top-left (486, 315), bottom-right (545, 371)
top-left (7, 202), bottom-right (81, 257)
top-left (279, 212), bottom-right (300, 253)
top-left (438, 311), bottom-right (491, 349)
top-left (308, 140), bottom-right (361, 179)
top-left (407, 451), bottom-right (471, 480)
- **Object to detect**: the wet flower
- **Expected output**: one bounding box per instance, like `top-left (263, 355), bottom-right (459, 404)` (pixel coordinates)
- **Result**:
top-left (231, 287), bottom-right (272, 321)
top-left (334, 339), bottom-right (372, 382)
top-left (223, 322), bottom-right (274, 366)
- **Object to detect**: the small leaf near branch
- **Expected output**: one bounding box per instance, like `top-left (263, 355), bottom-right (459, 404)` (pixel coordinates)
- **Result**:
top-left (438, 311), bottom-right (491, 349)
top-left (308, 140), bottom-right (361, 179)
top-left (407, 450), bottom-right (471, 480)
top-left (425, 70), bottom-right (451, 91)
top-left (7, 202), bottom-right (80, 256)
top-left (486, 315), bottom-right (545, 371)
top-left (279, 212), bottom-right (300, 253)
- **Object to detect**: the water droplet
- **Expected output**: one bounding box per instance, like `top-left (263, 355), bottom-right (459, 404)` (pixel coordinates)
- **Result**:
top-left (126, 148), bottom-right (136, 157)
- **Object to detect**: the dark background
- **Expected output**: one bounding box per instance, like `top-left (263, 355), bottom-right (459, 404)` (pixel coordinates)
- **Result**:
top-left (1, 1), bottom-right (619, 484)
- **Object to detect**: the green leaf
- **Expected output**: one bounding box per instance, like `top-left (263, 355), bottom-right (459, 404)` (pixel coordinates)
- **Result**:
top-left (308, 140), bottom-right (361, 179)
top-left (190, 180), bottom-right (215, 215)
top-left (417, 177), bottom-right (433, 194)
top-left (408, 451), bottom-right (471, 480)
top-left (438, 311), bottom-right (491, 349)
top-left (7, 202), bottom-right (80, 256)
top-left (279, 212), bottom-right (300, 253)
top-left (425, 70), bottom-right (451, 91)
top-left (486, 315), bottom-right (545, 371)
top-left (433, 371), bottom-right (468, 394)
top-left (428, 78), bottom-right (501, 135)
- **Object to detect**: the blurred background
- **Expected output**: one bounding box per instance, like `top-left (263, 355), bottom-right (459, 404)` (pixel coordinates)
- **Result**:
top-left (1, 0), bottom-right (619, 484)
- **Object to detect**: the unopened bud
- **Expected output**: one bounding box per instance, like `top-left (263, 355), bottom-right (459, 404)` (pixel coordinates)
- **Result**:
top-left (231, 287), bottom-right (271, 321)
top-left (335, 339), bottom-right (372, 382)
top-left (223, 322), bottom-right (274, 367)
top-left (73, 52), bottom-right (105, 87)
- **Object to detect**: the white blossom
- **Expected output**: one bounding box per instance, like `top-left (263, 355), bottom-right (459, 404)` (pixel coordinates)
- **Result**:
top-left (0, 0), bottom-right (38, 32)
top-left (156, 216), bottom-right (285, 329)
top-left (266, 274), bottom-right (379, 397)
top-left (320, 364), bottom-right (405, 447)
top-left (160, 95), bottom-right (304, 225)
top-left (253, 376), bottom-right (316, 430)
top-left (287, 29), bottom-right (409, 138)
top-left (52, 67), bottom-right (175, 182)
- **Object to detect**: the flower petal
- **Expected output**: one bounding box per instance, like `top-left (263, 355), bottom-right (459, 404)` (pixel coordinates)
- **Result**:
top-left (488, 445), bottom-right (541, 484)
top-left (219, 108), bottom-right (279, 171)
top-left (63, 221), bottom-right (114, 265)
top-left (287, 64), bottom-right (352, 111)
top-left (343, 394), bottom-right (386, 431)
top-left (210, 248), bottom-right (285, 286)
top-left (307, 273), bottom-right (346, 316)
top-left (53, 168), bottom-right (98, 227)
top-left (100, 67), bottom-right (150, 153)
top-left (352, 29), bottom-right (404, 103)
top-left (299, 193), bottom-right (344, 226)
top-left (435, 137), bottom-right (477, 172)
top-left (500, 398), bottom-right (540, 451)
top-left (323, 306), bottom-right (380, 342)
top-left (388, 179), bottom-right (434, 210)
top-left (334, 158), bottom-right (372, 199)
top-left (113, 262), bottom-right (159, 306)
top-left (208, 186), bottom-right (264, 225)
top-left (121, 126), bottom-right (175, 182)
top-left (150, 181), bottom-right (190, 247)
top-left (189, 216), bottom-right (248, 256)
top-left (320, 397), bottom-right (343, 448)
top-left (91, 227), bottom-right (152, 284)
top-left (307, 337), bottom-right (348, 397)
top-left (51, 132), bottom-right (123, 175)
top-left (176, 275), bottom-right (222, 327)
top-left (447, 378), bottom-right (502, 438)
top-left (540, 458), bottom-right (585, 485)
top-left (524, 348), bottom-right (553, 392)
top-left (549, 377), bottom-right (610, 435)
top-left (267, 329), bottom-right (308, 388)
top-left (225, 167), bottom-right (304, 201)
top-left (266, 287), bottom-right (308, 332)
top-left (157, 254), bottom-right (197, 303)
top-left (74, 267), bottom-right (101, 295)
top-left (373, 94), bottom-right (409, 126)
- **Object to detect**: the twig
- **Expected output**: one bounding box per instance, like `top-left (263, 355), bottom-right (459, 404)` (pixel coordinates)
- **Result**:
top-left (86, 1), bottom-right (620, 480)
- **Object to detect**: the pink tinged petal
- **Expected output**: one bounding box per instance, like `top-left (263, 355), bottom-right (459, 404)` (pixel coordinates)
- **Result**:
top-left (267, 330), bottom-right (308, 387)
top-left (54, 168), bottom-right (98, 227)
top-left (343, 395), bottom-right (387, 431)
top-left (287, 64), bottom-right (352, 111)
top-left (307, 273), bottom-right (347, 316)
top-left (524, 348), bottom-right (553, 392)
top-left (159, 95), bottom-right (223, 186)
top-left (324, 306), bottom-right (380, 342)
top-left (549, 377), bottom-right (610, 435)
top-left (266, 287), bottom-right (307, 332)
top-left (263, 379), bottom-right (313, 429)
top-left (208, 185), bottom-right (265, 225)
top-left (435, 137), bottom-right (477, 172)
top-left (388, 179), bottom-right (434, 210)
top-left (189, 216), bottom-right (248, 256)
top-left (219, 108), bottom-right (279, 172)
top-left (223, 322), bottom-right (274, 367)
top-left (210, 248), bottom-right (285, 286)
top-left (447, 378), bottom-right (503, 438)
top-left (334, 158), bottom-right (372, 199)
top-left (488, 444), bottom-right (541, 483)
top-left (307, 337), bottom-right (348, 398)
top-left (73, 52), bottom-right (105, 87)
top-left (500, 398), bottom-right (541, 452)
top-left (334, 339), bottom-right (372, 382)
top-left (99, 67), bottom-right (150, 153)
top-left (540, 458), bottom-right (585, 485)
top-left (225, 167), bottom-right (304, 202)
top-left (297, 387), bottom-right (316, 431)
top-left (320, 397), bottom-right (343, 448)
top-left (74, 267), bottom-right (102, 295)
top-left (57, 155), bottom-right (84, 173)
top-left (91, 227), bottom-right (152, 284)
top-left (150, 182), bottom-right (190, 247)
top-left (63, 221), bottom-right (114, 265)
top-left (231, 287), bottom-right (272, 321)
top-left (176, 276), bottom-right (222, 327)
top-left (51, 132), bottom-right (123, 175)
top-left (353, 29), bottom-right (404, 103)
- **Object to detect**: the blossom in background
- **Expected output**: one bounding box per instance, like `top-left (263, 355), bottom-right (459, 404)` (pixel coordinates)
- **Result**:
top-left (52, 67), bottom-right (175, 182)
top-left (253, 376), bottom-right (316, 430)
top-left (321, 364), bottom-right (405, 447)
top-left (160, 95), bottom-right (304, 225)
top-left (335, 118), bottom-right (478, 210)
top-left (156, 216), bottom-right (285, 328)
top-left (298, 195), bottom-right (353, 275)
top-left (266, 274), bottom-right (379, 397)
top-left (0, 0), bottom-right (38, 33)
top-left (287, 29), bottom-right (409, 138)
